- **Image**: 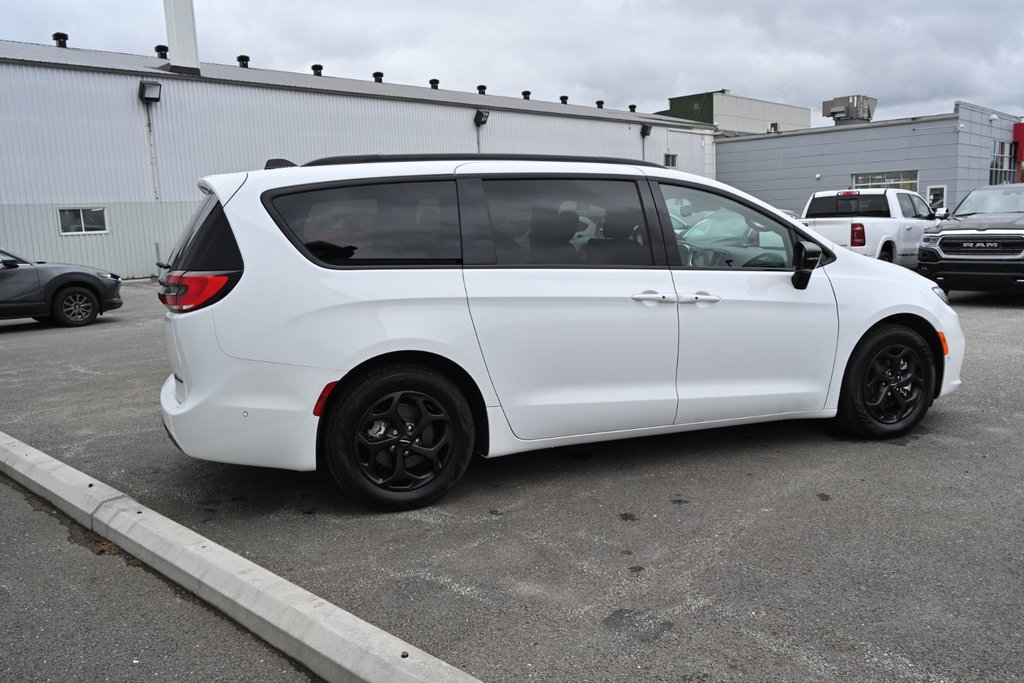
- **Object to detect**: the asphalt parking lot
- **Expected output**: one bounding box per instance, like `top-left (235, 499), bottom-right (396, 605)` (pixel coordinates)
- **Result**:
top-left (2, 279), bottom-right (1023, 681)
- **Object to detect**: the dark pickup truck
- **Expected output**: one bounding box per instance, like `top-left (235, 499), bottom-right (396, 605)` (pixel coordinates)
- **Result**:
top-left (917, 183), bottom-right (1024, 292)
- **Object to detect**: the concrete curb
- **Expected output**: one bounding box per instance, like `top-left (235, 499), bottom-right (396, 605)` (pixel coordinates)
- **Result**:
top-left (0, 431), bottom-right (480, 683)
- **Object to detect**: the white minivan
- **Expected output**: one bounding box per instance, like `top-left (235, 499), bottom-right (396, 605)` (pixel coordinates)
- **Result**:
top-left (159, 155), bottom-right (964, 510)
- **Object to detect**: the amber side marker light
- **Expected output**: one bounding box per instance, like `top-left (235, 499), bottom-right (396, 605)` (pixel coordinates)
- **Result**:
top-left (938, 331), bottom-right (949, 356)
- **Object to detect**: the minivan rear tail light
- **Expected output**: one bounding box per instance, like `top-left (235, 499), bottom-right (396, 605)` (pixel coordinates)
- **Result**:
top-left (159, 272), bottom-right (234, 312)
top-left (851, 223), bottom-right (866, 247)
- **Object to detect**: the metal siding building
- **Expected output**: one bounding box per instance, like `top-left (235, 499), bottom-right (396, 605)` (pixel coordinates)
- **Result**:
top-left (1, 39), bottom-right (715, 278)
top-left (715, 101), bottom-right (1021, 215)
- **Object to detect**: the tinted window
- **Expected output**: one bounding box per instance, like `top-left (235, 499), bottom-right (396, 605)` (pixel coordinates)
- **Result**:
top-left (805, 194), bottom-right (891, 218)
top-left (661, 184), bottom-right (794, 269)
top-left (897, 194), bottom-right (916, 218)
top-left (271, 181), bottom-right (460, 265)
top-left (168, 197), bottom-right (242, 271)
top-left (481, 179), bottom-right (653, 266)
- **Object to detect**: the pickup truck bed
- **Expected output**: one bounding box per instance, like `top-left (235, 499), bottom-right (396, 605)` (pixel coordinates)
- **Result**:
top-left (801, 189), bottom-right (938, 267)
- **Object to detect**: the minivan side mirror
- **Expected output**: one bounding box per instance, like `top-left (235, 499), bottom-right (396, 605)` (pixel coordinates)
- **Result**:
top-left (934, 207), bottom-right (949, 220)
top-left (791, 240), bottom-right (822, 290)
top-left (1, 258), bottom-right (19, 269)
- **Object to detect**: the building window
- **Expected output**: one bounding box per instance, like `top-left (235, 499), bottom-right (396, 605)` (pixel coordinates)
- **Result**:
top-left (926, 185), bottom-right (947, 210)
top-left (59, 208), bottom-right (107, 234)
top-left (664, 154), bottom-right (678, 168)
top-left (990, 141), bottom-right (1018, 185)
top-left (851, 170), bottom-right (919, 192)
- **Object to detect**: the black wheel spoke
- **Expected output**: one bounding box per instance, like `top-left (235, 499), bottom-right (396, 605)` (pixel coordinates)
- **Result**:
top-left (861, 342), bottom-right (926, 425)
top-left (350, 388), bottom-right (454, 492)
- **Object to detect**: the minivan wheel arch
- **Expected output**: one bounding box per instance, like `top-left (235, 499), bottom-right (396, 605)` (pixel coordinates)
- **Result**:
top-left (315, 351), bottom-right (490, 467)
top-left (849, 314), bottom-right (945, 399)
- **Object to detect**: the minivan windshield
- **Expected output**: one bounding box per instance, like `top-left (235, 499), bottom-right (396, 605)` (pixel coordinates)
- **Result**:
top-left (955, 186), bottom-right (1024, 216)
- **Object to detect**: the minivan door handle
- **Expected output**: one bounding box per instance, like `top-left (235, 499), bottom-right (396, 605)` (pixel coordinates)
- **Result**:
top-left (631, 291), bottom-right (675, 303)
top-left (677, 293), bottom-right (722, 304)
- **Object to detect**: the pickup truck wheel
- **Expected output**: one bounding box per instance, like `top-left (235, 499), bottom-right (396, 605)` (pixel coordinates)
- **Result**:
top-left (878, 246), bottom-right (894, 263)
top-left (837, 325), bottom-right (935, 439)
top-left (323, 364), bottom-right (475, 511)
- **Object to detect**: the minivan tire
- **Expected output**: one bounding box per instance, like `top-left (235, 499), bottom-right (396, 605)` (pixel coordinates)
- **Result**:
top-left (53, 286), bottom-right (99, 327)
top-left (324, 364), bottom-right (475, 510)
top-left (837, 325), bottom-right (935, 438)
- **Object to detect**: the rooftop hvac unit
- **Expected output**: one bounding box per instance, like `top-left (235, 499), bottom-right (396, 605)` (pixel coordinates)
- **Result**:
top-left (822, 96), bottom-right (877, 125)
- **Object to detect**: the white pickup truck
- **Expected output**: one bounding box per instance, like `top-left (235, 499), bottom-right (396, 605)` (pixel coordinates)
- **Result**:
top-left (800, 189), bottom-right (939, 266)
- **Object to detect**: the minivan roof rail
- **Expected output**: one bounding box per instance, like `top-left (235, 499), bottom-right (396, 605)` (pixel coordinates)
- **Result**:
top-left (300, 153), bottom-right (664, 168)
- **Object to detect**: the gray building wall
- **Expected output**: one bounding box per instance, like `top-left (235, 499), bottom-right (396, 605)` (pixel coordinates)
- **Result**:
top-left (1, 47), bottom-right (714, 278)
top-left (715, 102), bottom-right (1020, 215)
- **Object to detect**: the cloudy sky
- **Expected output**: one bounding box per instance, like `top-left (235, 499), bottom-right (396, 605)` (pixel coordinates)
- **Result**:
top-left (4, 1), bottom-right (1023, 124)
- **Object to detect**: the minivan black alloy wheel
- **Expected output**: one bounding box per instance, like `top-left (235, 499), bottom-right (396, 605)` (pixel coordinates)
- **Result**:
top-left (861, 345), bottom-right (925, 424)
top-left (325, 364), bottom-right (475, 510)
top-left (353, 390), bottom-right (452, 491)
top-left (837, 325), bottom-right (935, 438)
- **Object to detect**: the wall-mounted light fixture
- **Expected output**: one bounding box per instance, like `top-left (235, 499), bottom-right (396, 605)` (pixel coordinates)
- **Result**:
top-left (474, 110), bottom-right (489, 127)
top-left (138, 80), bottom-right (162, 103)
top-left (989, 114), bottom-right (1000, 122)
top-left (640, 124), bottom-right (652, 137)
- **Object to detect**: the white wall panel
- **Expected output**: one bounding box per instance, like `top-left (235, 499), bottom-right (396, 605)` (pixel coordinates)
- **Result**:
top-left (0, 201), bottom-right (200, 278)
top-left (2, 60), bottom-right (714, 277)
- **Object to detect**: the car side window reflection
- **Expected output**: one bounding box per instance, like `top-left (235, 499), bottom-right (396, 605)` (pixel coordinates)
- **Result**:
top-left (481, 179), bottom-right (654, 267)
top-left (660, 184), bottom-right (794, 269)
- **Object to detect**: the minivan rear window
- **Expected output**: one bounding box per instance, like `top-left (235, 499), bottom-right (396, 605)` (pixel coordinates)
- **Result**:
top-left (805, 194), bottom-right (891, 218)
top-left (167, 197), bottom-right (243, 271)
top-left (269, 180), bottom-right (461, 266)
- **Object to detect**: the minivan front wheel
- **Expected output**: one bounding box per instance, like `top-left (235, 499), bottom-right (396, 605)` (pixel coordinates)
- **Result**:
top-left (837, 325), bottom-right (935, 438)
top-left (324, 365), bottom-right (474, 510)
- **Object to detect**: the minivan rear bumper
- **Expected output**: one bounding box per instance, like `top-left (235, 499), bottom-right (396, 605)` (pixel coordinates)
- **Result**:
top-left (159, 359), bottom-right (330, 472)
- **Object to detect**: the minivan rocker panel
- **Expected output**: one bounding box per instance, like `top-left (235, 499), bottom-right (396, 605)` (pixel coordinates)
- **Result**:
top-left (160, 157), bottom-right (964, 510)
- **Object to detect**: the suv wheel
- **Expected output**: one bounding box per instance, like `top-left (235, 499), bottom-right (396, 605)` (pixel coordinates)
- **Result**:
top-left (324, 364), bottom-right (475, 510)
top-left (878, 246), bottom-right (894, 263)
top-left (53, 286), bottom-right (99, 327)
top-left (837, 325), bottom-right (935, 438)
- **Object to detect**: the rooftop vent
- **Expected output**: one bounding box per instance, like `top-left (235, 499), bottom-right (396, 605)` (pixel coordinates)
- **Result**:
top-left (628, 104), bottom-right (637, 112)
top-left (477, 84), bottom-right (487, 95)
top-left (596, 100), bottom-right (604, 109)
top-left (429, 78), bottom-right (439, 89)
top-left (311, 64), bottom-right (322, 76)
top-left (237, 54), bottom-right (250, 68)
top-left (52, 32), bottom-right (68, 48)
top-left (560, 95), bottom-right (568, 104)
top-left (373, 71), bottom-right (383, 83)
top-left (822, 95), bottom-right (877, 125)
top-left (522, 91), bottom-right (531, 100)
top-left (154, 44), bottom-right (169, 59)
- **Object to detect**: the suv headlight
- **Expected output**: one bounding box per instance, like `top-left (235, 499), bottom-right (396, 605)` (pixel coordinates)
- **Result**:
top-left (97, 272), bottom-right (121, 280)
top-left (932, 286), bottom-right (949, 305)
top-left (921, 234), bottom-right (941, 246)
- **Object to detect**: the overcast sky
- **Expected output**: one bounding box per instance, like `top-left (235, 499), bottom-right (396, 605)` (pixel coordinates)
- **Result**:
top-left (4, 1), bottom-right (1023, 124)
